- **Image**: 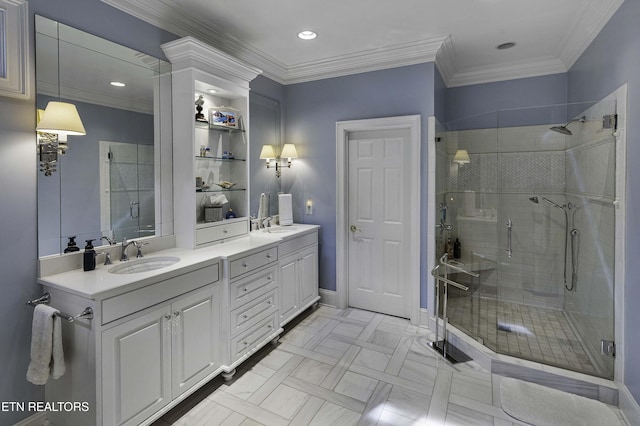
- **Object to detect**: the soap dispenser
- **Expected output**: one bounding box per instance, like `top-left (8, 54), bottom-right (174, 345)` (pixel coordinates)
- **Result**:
top-left (83, 239), bottom-right (96, 271)
top-left (64, 236), bottom-right (80, 253)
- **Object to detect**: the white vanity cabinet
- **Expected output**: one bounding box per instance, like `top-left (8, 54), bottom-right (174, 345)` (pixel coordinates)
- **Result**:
top-left (40, 260), bottom-right (222, 426)
top-left (162, 37), bottom-right (261, 249)
top-left (278, 230), bottom-right (320, 326)
top-left (101, 284), bottom-right (221, 426)
top-left (222, 246), bottom-right (281, 377)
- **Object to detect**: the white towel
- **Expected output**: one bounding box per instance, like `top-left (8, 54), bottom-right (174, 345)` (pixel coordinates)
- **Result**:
top-left (27, 304), bottom-right (65, 385)
top-left (279, 193), bottom-right (293, 226)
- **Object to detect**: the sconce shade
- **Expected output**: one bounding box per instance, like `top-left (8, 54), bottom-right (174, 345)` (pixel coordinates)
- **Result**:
top-left (259, 144), bottom-right (276, 159)
top-left (281, 143), bottom-right (298, 159)
top-left (453, 149), bottom-right (471, 164)
top-left (36, 101), bottom-right (86, 140)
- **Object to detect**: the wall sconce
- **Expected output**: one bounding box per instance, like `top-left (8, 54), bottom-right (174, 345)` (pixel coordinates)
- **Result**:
top-left (259, 143), bottom-right (298, 177)
top-left (453, 149), bottom-right (471, 165)
top-left (36, 101), bottom-right (86, 176)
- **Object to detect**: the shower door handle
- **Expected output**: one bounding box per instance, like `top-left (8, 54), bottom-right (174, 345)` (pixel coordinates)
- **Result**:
top-left (130, 201), bottom-right (140, 219)
top-left (506, 219), bottom-right (513, 258)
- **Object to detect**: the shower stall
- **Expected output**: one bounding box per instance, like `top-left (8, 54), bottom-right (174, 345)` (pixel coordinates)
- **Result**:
top-left (434, 97), bottom-right (620, 379)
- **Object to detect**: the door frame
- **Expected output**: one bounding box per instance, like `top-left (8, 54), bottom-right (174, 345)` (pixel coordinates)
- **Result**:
top-left (336, 115), bottom-right (421, 323)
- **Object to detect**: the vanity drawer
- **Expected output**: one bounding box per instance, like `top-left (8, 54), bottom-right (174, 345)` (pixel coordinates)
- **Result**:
top-left (229, 246), bottom-right (278, 278)
top-left (230, 289), bottom-right (277, 337)
top-left (230, 314), bottom-right (278, 361)
top-left (101, 263), bottom-right (220, 324)
top-left (196, 220), bottom-right (248, 246)
top-left (229, 265), bottom-right (277, 309)
top-left (278, 231), bottom-right (318, 256)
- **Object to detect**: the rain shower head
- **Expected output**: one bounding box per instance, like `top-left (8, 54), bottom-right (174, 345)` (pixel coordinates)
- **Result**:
top-left (549, 116), bottom-right (586, 136)
top-left (529, 196), bottom-right (539, 204)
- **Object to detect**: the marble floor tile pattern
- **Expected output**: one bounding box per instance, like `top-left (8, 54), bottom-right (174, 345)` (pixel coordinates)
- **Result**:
top-left (445, 293), bottom-right (601, 377)
top-left (152, 306), bottom-right (625, 426)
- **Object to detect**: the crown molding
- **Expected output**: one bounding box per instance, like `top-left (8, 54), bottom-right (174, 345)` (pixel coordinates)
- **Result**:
top-left (446, 57), bottom-right (567, 88)
top-left (435, 36), bottom-right (456, 87)
top-left (161, 36), bottom-right (262, 89)
top-left (555, 0), bottom-right (624, 69)
top-left (283, 36), bottom-right (447, 85)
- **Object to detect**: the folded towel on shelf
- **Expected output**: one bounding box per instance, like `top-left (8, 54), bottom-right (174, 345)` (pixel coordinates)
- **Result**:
top-left (279, 193), bottom-right (293, 226)
top-left (26, 304), bottom-right (65, 385)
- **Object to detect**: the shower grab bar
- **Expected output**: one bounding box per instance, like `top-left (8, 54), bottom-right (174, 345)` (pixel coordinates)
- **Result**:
top-left (431, 257), bottom-right (475, 360)
top-left (27, 293), bottom-right (93, 323)
top-left (438, 254), bottom-right (479, 279)
top-left (506, 219), bottom-right (513, 258)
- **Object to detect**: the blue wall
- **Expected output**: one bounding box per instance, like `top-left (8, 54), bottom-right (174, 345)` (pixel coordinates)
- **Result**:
top-left (0, 1), bottom-right (177, 424)
top-left (567, 0), bottom-right (640, 403)
top-left (445, 73), bottom-right (568, 129)
top-left (284, 63), bottom-right (435, 305)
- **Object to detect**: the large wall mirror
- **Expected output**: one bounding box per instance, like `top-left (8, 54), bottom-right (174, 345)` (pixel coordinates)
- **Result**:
top-left (36, 15), bottom-right (172, 256)
top-left (249, 93), bottom-right (281, 218)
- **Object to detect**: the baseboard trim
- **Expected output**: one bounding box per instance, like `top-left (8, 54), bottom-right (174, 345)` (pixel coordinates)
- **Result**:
top-left (319, 288), bottom-right (337, 307)
top-left (620, 384), bottom-right (640, 425)
top-left (12, 412), bottom-right (47, 426)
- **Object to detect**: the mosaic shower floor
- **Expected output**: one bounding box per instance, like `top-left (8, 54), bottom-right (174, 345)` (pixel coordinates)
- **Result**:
top-left (445, 294), bottom-right (602, 377)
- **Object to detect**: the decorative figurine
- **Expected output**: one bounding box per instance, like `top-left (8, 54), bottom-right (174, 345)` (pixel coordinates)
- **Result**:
top-left (195, 95), bottom-right (207, 122)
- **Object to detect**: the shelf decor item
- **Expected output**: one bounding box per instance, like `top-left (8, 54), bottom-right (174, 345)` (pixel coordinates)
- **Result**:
top-left (210, 106), bottom-right (240, 128)
top-left (195, 95), bottom-right (207, 122)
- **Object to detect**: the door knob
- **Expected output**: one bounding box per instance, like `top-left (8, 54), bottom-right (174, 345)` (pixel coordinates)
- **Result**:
top-left (350, 225), bottom-right (362, 232)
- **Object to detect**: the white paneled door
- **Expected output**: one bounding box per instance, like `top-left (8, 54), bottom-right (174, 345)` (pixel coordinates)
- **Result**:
top-left (347, 128), bottom-right (412, 318)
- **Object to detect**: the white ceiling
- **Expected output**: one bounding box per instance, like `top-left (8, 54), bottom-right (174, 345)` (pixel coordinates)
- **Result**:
top-left (103, 0), bottom-right (623, 86)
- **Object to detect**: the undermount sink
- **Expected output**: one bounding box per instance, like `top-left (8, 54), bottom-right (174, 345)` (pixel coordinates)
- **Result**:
top-left (108, 256), bottom-right (180, 274)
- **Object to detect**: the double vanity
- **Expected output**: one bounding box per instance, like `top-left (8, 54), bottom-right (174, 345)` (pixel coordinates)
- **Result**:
top-left (38, 225), bottom-right (319, 426)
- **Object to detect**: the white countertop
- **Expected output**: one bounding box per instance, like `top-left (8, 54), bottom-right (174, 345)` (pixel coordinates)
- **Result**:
top-left (38, 224), bottom-right (319, 301)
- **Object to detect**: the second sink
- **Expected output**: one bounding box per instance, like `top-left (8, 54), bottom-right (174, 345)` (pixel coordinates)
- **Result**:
top-left (108, 256), bottom-right (180, 274)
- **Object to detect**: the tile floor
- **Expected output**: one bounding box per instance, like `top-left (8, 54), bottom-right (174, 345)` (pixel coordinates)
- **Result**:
top-left (445, 293), bottom-right (604, 377)
top-left (151, 306), bottom-right (626, 426)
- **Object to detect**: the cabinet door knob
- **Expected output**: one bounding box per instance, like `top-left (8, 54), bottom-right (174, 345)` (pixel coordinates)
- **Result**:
top-left (174, 311), bottom-right (181, 317)
top-left (267, 300), bottom-right (272, 305)
top-left (223, 230), bottom-right (228, 234)
top-left (267, 276), bottom-right (272, 281)
top-left (242, 262), bottom-right (248, 268)
top-left (242, 314), bottom-right (248, 319)
top-left (266, 254), bottom-right (271, 259)
top-left (268, 325), bottom-right (273, 329)
top-left (243, 341), bottom-right (248, 346)
top-left (164, 314), bottom-right (172, 320)
top-left (243, 287), bottom-right (248, 292)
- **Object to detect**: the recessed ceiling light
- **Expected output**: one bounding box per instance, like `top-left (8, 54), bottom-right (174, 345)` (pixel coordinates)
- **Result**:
top-left (497, 42), bottom-right (516, 50)
top-left (110, 81), bottom-right (126, 87)
top-left (298, 30), bottom-right (317, 40)
top-left (208, 89), bottom-right (217, 94)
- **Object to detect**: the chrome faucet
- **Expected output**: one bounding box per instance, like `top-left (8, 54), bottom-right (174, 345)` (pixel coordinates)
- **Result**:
top-left (120, 239), bottom-right (136, 262)
top-left (133, 241), bottom-right (148, 258)
top-left (100, 236), bottom-right (115, 245)
top-left (262, 216), bottom-right (272, 231)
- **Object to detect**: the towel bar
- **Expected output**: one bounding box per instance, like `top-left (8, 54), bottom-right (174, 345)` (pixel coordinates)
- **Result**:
top-left (26, 293), bottom-right (93, 323)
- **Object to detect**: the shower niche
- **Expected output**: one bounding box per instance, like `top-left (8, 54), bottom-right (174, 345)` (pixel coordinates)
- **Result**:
top-left (434, 95), bottom-right (621, 380)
